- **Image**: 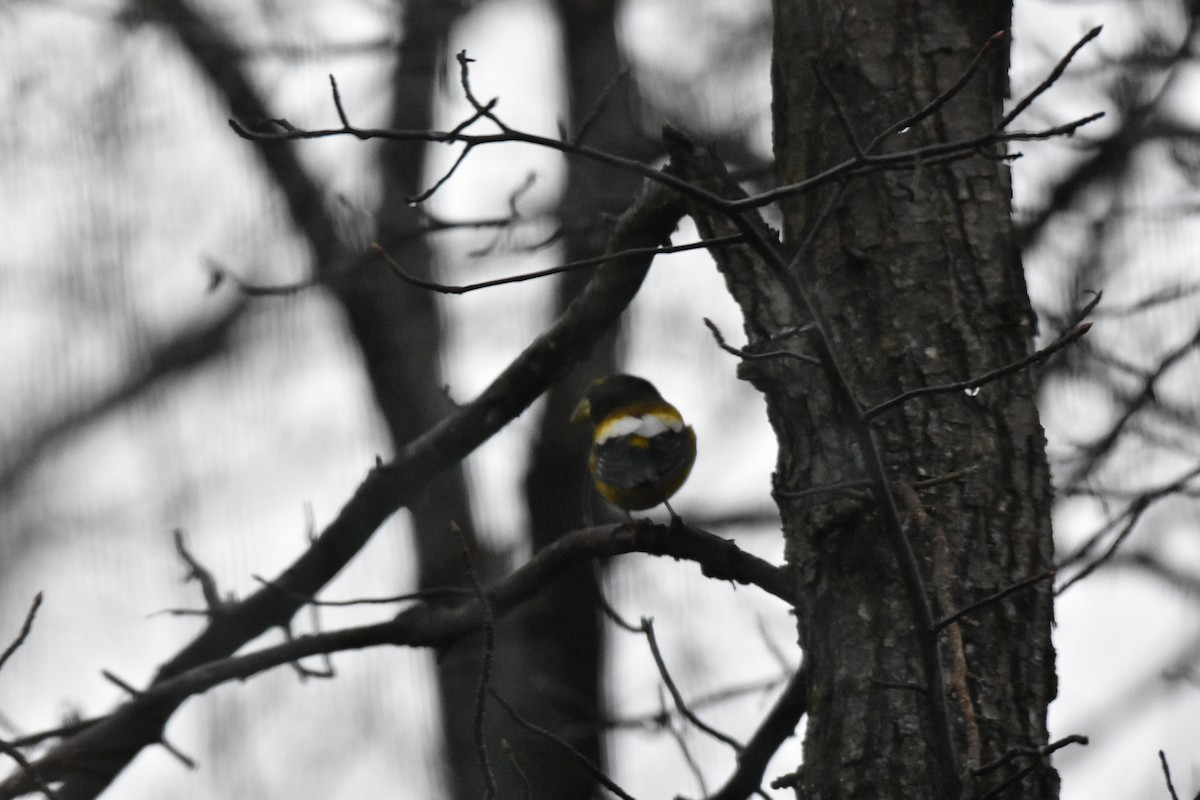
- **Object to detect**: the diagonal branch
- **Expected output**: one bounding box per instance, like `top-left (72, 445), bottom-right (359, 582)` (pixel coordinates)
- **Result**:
top-left (375, 235), bottom-right (745, 295)
top-left (0, 522), bottom-right (785, 799)
top-left (703, 665), bottom-right (808, 800)
top-left (0, 594), bottom-right (42, 674)
top-left (640, 618), bottom-right (743, 753)
top-left (10, 178), bottom-right (687, 800)
top-left (864, 323), bottom-right (1092, 420)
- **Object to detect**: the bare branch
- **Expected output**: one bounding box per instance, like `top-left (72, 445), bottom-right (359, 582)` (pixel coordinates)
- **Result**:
top-left (703, 318), bottom-right (819, 366)
top-left (0, 593), bottom-right (42, 674)
top-left (498, 740), bottom-right (533, 800)
top-left (704, 666), bottom-right (808, 800)
top-left (866, 29), bottom-right (1007, 151)
top-left (1056, 461), bottom-right (1200, 593)
top-left (252, 574), bottom-right (475, 607)
top-left (976, 736), bottom-right (1088, 800)
top-left (230, 33), bottom-right (1105, 220)
top-left (1159, 750), bottom-right (1181, 800)
top-left (934, 571), bottom-right (1056, 632)
top-left (375, 235), bottom-right (744, 295)
top-left (407, 141), bottom-right (477, 204)
top-left (457, 523), bottom-right (497, 800)
top-left (328, 74), bottom-right (351, 129)
top-left (865, 323), bottom-right (1092, 420)
top-left (0, 522), bottom-right (786, 796)
top-left (1000, 27), bottom-right (1103, 129)
top-left (814, 65), bottom-right (866, 158)
top-left (455, 51), bottom-right (509, 133)
top-left (776, 467), bottom-right (978, 501)
top-left (659, 686), bottom-right (710, 797)
top-left (1064, 322), bottom-right (1200, 487)
top-left (573, 66), bottom-right (630, 147)
top-left (173, 530), bottom-right (226, 614)
top-left (490, 691), bottom-right (637, 800)
top-left (640, 618), bottom-right (743, 753)
top-left (974, 734), bottom-right (1088, 777)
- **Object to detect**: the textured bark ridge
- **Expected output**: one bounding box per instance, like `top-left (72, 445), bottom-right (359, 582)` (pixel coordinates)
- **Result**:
top-left (677, 2), bottom-right (1058, 798)
top-left (771, 3), bottom-right (1057, 798)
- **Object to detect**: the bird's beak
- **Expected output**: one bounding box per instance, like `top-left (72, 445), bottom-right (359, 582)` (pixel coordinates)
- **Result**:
top-left (571, 398), bottom-right (591, 423)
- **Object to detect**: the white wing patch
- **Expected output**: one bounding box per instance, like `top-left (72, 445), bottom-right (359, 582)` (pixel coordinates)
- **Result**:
top-left (596, 412), bottom-right (683, 444)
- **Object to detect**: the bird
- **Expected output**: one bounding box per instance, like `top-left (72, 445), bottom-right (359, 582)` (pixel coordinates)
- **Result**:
top-left (571, 374), bottom-right (696, 519)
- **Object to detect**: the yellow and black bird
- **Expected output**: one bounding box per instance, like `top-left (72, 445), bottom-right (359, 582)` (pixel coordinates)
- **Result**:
top-left (572, 374), bottom-right (697, 518)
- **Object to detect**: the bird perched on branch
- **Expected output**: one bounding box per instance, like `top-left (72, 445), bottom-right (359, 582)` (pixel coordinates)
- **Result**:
top-left (571, 374), bottom-right (696, 519)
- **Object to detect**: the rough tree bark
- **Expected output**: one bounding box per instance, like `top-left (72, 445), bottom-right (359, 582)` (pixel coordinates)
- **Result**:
top-left (672, 1), bottom-right (1057, 797)
top-left (767, 2), bottom-right (1058, 797)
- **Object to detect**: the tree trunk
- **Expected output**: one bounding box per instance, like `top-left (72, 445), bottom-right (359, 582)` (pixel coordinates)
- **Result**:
top-left (675, 2), bottom-right (1057, 797)
top-left (368, 4), bottom-right (504, 800)
top-left (512, 2), bottom-right (659, 797)
top-left (770, 2), bottom-right (1058, 797)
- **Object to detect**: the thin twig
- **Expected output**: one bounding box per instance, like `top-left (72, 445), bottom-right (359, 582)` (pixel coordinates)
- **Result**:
top-left (219, 230), bottom-right (740, 301)
top-left (1001, 27), bottom-right (1103, 128)
top-left (979, 762), bottom-right (1040, 799)
top-left (101, 671), bottom-right (141, 698)
top-left (1065, 320), bottom-right (1200, 487)
top-left (1159, 750), bottom-right (1181, 800)
top-left (592, 564), bottom-right (641, 633)
top-left (658, 686), bottom-right (709, 797)
top-left (976, 736), bottom-right (1087, 799)
top-left (1057, 460), bottom-right (1200, 574)
top-left (573, 67), bottom-right (630, 147)
top-left (280, 623), bottom-right (335, 680)
top-left (407, 142), bottom-right (476, 203)
top-left (207, 261), bottom-right (323, 296)
top-left (865, 323), bottom-right (1092, 420)
top-left (866, 29), bottom-right (1007, 151)
top-left (4, 719), bottom-right (96, 750)
top-left (489, 690), bottom-right (638, 800)
top-left (973, 734), bottom-right (1088, 776)
top-left (456, 51), bottom-right (508, 132)
top-left (456, 522), bottom-right (497, 800)
top-left (814, 65), bottom-right (865, 157)
top-left (158, 738), bottom-right (198, 770)
top-left (934, 571), bottom-right (1055, 632)
top-left (640, 618), bottom-right (743, 753)
top-left (173, 529), bottom-right (225, 613)
top-left (703, 317), bottom-right (819, 365)
top-left (594, 674), bottom-right (787, 733)
top-left (706, 666), bottom-right (808, 800)
top-left (499, 740), bottom-right (533, 800)
top-left (0, 593), bottom-right (42, 673)
top-left (775, 467), bottom-right (978, 502)
top-left (375, 235), bottom-right (744, 294)
top-left (252, 574), bottom-right (475, 606)
top-left (871, 678), bottom-right (928, 693)
top-left (230, 40), bottom-right (1104, 217)
top-left (329, 74), bottom-right (351, 128)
